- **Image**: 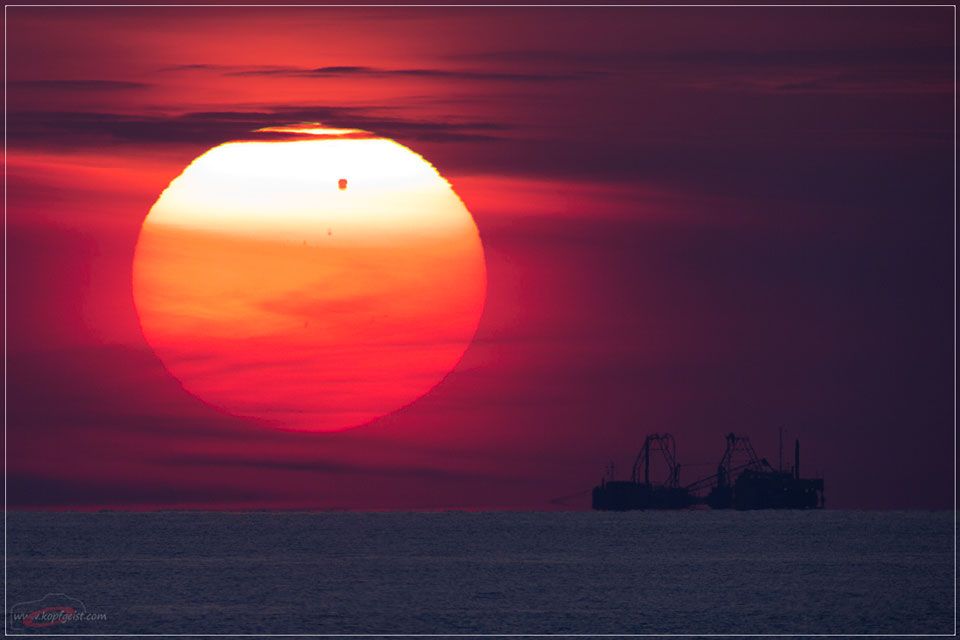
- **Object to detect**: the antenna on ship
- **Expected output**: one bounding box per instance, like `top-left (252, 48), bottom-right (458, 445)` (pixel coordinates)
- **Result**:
top-left (778, 427), bottom-right (783, 473)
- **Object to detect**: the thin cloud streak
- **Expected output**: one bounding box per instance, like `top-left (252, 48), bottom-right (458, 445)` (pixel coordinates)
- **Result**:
top-left (165, 62), bottom-right (603, 82)
top-left (6, 106), bottom-right (511, 147)
top-left (8, 79), bottom-right (150, 91)
top-left (156, 453), bottom-right (518, 483)
top-left (452, 45), bottom-right (954, 94)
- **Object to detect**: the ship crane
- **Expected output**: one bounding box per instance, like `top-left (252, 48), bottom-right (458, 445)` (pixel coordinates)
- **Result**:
top-left (683, 433), bottom-right (774, 508)
top-left (631, 433), bottom-right (682, 487)
top-left (592, 433), bottom-right (694, 510)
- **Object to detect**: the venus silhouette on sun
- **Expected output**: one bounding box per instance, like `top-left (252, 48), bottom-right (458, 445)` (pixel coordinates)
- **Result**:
top-left (132, 125), bottom-right (487, 432)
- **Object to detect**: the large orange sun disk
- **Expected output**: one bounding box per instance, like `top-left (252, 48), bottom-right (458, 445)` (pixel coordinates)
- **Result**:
top-left (132, 125), bottom-right (487, 432)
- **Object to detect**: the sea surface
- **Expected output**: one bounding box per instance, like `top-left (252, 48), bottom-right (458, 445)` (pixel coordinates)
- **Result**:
top-left (5, 510), bottom-right (955, 635)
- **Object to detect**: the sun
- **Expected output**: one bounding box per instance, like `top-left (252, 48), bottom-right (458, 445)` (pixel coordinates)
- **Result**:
top-left (132, 124), bottom-right (487, 432)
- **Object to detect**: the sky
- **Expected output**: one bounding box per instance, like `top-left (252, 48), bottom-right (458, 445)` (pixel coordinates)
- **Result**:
top-left (4, 5), bottom-right (955, 510)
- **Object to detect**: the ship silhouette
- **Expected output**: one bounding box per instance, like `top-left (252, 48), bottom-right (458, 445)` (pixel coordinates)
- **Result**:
top-left (592, 432), bottom-right (824, 511)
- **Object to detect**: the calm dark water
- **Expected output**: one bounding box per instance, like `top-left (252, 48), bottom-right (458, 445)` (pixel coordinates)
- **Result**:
top-left (5, 511), bottom-right (955, 634)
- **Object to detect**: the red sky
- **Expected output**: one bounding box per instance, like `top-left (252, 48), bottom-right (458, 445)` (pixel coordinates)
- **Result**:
top-left (4, 5), bottom-right (955, 509)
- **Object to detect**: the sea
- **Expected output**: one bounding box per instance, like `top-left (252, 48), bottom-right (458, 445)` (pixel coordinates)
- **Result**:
top-left (5, 510), bottom-right (955, 635)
